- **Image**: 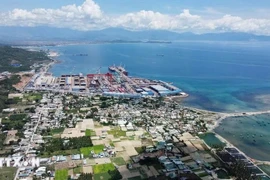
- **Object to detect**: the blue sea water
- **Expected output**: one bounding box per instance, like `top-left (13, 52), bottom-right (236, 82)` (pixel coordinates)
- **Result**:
top-left (49, 41), bottom-right (270, 113)
top-left (46, 41), bottom-right (270, 161)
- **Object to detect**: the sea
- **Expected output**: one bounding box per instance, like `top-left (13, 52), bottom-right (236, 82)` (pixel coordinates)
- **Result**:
top-left (45, 41), bottom-right (270, 160)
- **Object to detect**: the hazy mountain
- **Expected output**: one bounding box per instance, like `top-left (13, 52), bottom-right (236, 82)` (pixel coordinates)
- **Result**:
top-left (1, 26), bottom-right (270, 44)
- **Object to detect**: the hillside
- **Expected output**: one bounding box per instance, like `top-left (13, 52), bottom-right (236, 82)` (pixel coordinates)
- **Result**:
top-left (1, 27), bottom-right (270, 44)
top-left (0, 46), bottom-right (50, 73)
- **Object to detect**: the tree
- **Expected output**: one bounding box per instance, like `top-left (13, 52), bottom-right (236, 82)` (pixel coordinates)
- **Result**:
top-left (77, 173), bottom-right (93, 180)
top-left (108, 170), bottom-right (122, 180)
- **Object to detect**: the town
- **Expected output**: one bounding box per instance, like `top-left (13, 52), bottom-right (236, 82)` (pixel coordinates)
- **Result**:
top-left (1, 89), bottom-right (270, 180)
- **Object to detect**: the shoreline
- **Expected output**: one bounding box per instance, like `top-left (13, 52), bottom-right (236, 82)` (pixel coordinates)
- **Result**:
top-left (207, 110), bottom-right (270, 165)
top-left (33, 47), bottom-right (270, 168)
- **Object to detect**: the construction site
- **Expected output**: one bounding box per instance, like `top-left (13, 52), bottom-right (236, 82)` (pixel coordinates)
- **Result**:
top-left (25, 66), bottom-right (188, 98)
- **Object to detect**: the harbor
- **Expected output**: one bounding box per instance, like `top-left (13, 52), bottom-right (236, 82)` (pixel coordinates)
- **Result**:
top-left (25, 65), bottom-right (188, 98)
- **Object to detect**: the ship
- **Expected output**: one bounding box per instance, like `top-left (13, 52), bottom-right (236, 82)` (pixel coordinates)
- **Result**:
top-left (117, 66), bottom-right (128, 76)
top-left (108, 66), bottom-right (116, 72)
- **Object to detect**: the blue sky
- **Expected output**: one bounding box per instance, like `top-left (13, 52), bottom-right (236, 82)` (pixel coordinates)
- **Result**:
top-left (0, 0), bottom-right (270, 35)
top-left (1, 0), bottom-right (269, 17)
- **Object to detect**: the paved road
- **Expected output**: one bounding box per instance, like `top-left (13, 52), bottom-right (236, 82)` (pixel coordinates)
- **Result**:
top-left (14, 113), bottom-right (42, 180)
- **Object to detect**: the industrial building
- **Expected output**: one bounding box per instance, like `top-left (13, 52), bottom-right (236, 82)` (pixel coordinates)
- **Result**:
top-left (26, 66), bottom-right (187, 98)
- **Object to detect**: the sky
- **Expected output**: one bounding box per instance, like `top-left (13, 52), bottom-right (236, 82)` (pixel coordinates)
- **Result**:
top-left (0, 0), bottom-right (270, 35)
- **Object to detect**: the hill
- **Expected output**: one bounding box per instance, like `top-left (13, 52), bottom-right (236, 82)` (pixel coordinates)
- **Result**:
top-left (1, 27), bottom-right (270, 44)
top-left (0, 46), bottom-right (51, 73)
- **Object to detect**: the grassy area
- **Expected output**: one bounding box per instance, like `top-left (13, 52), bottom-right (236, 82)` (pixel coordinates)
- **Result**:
top-left (0, 167), bottom-right (17, 180)
top-left (73, 166), bottom-right (82, 174)
top-left (85, 129), bottom-right (96, 137)
top-left (40, 149), bottom-right (80, 157)
top-left (258, 164), bottom-right (270, 176)
top-left (111, 157), bottom-right (126, 166)
top-left (80, 144), bottom-right (104, 157)
top-left (55, 169), bottom-right (68, 180)
top-left (24, 93), bottom-right (43, 102)
top-left (108, 128), bottom-right (126, 138)
top-left (93, 163), bottom-right (115, 174)
top-left (94, 172), bottom-right (111, 180)
top-left (199, 132), bottom-right (226, 149)
top-left (51, 127), bottom-right (65, 135)
top-left (128, 176), bottom-right (142, 180)
top-left (135, 147), bottom-right (144, 154)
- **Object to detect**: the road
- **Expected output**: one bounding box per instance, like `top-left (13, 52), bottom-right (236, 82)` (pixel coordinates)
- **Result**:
top-left (14, 112), bottom-right (42, 180)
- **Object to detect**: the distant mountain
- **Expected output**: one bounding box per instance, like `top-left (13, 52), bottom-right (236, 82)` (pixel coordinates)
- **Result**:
top-left (1, 26), bottom-right (270, 44)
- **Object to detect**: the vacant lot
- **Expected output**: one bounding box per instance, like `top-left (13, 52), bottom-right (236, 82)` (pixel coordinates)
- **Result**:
top-left (80, 144), bottom-right (104, 157)
top-left (55, 169), bottom-right (68, 180)
top-left (111, 157), bottom-right (126, 166)
top-left (0, 167), bottom-right (16, 180)
top-left (93, 163), bottom-right (115, 174)
top-left (108, 128), bottom-right (126, 138)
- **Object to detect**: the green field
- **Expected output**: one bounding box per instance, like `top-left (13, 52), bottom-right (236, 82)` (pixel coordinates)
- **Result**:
top-left (24, 93), bottom-right (43, 102)
top-left (108, 128), bottom-right (126, 138)
top-left (51, 127), bottom-right (65, 135)
top-left (55, 169), bottom-right (68, 180)
top-left (80, 145), bottom-right (104, 157)
top-left (85, 129), bottom-right (96, 137)
top-left (73, 166), bottom-right (82, 174)
top-left (0, 167), bottom-right (17, 180)
top-left (93, 163), bottom-right (115, 174)
top-left (40, 149), bottom-right (80, 157)
top-left (110, 157), bottom-right (126, 166)
top-left (94, 172), bottom-right (111, 180)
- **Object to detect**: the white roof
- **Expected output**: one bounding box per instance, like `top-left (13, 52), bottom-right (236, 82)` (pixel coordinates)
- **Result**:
top-left (150, 85), bottom-right (168, 91)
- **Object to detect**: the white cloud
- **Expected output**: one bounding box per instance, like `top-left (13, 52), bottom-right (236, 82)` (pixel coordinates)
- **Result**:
top-left (1, 0), bottom-right (270, 35)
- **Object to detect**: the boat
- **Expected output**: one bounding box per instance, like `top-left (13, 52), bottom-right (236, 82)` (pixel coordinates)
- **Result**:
top-left (117, 66), bottom-right (128, 76)
top-left (108, 66), bottom-right (116, 72)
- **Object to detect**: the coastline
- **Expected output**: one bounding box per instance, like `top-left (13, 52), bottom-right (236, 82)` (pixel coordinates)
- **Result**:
top-left (207, 110), bottom-right (270, 165)
top-left (34, 46), bottom-right (270, 169)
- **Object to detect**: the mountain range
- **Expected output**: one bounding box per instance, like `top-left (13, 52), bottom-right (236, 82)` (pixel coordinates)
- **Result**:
top-left (1, 26), bottom-right (270, 45)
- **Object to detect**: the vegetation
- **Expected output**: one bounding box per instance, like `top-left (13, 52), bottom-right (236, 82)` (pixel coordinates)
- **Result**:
top-left (0, 133), bottom-right (7, 150)
top-left (77, 173), bottom-right (93, 180)
top-left (80, 144), bottom-right (104, 157)
top-left (108, 128), bottom-right (126, 138)
top-left (93, 163), bottom-right (115, 174)
top-left (110, 157), bottom-right (126, 166)
top-left (0, 167), bottom-right (17, 180)
top-left (0, 75), bottom-right (21, 111)
top-left (108, 169), bottom-right (123, 180)
top-left (94, 172), bottom-right (111, 180)
top-left (73, 166), bottom-right (82, 174)
top-left (41, 136), bottom-right (92, 155)
top-left (41, 127), bottom-right (65, 136)
top-left (85, 129), bottom-right (96, 137)
top-left (24, 92), bottom-right (43, 103)
top-left (55, 169), bottom-right (68, 180)
top-left (0, 46), bottom-right (50, 73)
top-left (1, 113), bottom-right (29, 131)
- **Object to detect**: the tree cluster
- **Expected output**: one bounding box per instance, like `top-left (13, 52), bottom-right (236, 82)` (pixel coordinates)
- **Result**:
top-left (43, 136), bottom-right (93, 153)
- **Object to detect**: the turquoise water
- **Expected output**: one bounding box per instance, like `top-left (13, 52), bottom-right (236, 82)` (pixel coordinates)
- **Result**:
top-left (215, 114), bottom-right (270, 161)
top-left (46, 41), bottom-right (270, 160)
top-left (48, 42), bottom-right (270, 112)
top-left (199, 132), bottom-right (225, 148)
